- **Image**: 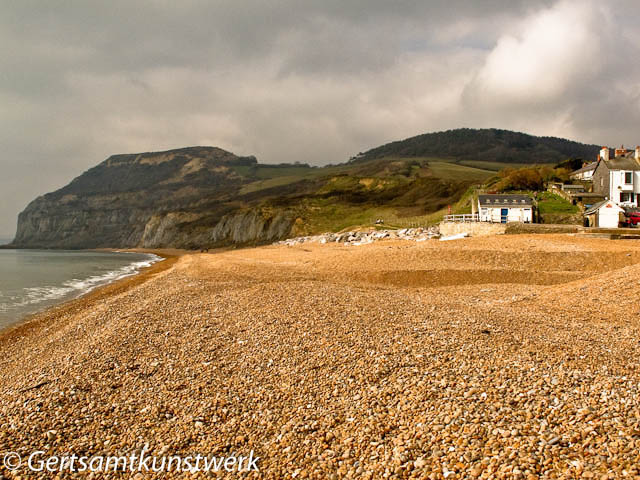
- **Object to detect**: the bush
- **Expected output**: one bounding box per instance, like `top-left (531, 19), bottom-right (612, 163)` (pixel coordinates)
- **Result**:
top-left (495, 165), bottom-right (571, 192)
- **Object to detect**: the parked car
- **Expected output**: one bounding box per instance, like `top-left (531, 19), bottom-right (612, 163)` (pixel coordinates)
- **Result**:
top-left (623, 212), bottom-right (640, 227)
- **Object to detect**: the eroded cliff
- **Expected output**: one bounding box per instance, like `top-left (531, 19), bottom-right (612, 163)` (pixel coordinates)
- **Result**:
top-left (12, 147), bottom-right (295, 249)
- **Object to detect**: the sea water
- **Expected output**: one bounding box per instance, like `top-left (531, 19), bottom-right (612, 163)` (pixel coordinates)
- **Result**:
top-left (0, 248), bottom-right (161, 328)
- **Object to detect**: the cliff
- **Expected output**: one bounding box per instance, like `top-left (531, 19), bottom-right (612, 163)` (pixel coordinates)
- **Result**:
top-left (12, 147), bottom-right (297, 249)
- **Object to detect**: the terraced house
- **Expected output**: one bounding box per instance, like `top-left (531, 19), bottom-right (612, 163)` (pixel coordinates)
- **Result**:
top-left (592, 145), bottom-right (640, 207)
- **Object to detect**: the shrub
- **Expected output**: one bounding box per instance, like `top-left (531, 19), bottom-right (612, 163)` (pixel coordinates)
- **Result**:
top-left (495, 165), bottom-right (571, 192)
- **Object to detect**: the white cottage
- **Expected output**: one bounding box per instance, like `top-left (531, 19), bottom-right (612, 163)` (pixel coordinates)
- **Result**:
top-left (569, 161), bottom-right (597, 181)
top-left (591, 146), bottom-right (640, 207)
top-left (584, 199), bottom-right (624, 228)
top-left (477, 194), bottom-right (534, 223)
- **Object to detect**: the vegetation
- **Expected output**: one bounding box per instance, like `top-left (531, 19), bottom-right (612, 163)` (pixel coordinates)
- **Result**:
top-left (537, 192), bottom-right (579, 214)
top-left (426, 161), bottom-right (494, 181)
top-left (356, 128), bottom-right (599, 165)
top-left (457, 160), bottom-right (551, 171)
top-left (489, 165), bottom-right (572, 192)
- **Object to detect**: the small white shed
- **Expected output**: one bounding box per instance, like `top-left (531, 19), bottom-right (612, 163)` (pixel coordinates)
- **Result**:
top-left (584, 200), bottom-right (624, 228)
top-left (477, 194), bottom-right (534, 223)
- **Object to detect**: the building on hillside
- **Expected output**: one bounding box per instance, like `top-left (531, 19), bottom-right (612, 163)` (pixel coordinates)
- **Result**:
top-left (570, 161), bottom-right (598, 181)
top-left (548, 182), bottom-right (606, 209)
top-left (561, 184), bottom-right (585, 194)
top-left (568, 192), bottom-right (606, 209)
top-left (584, 199), bottom-right (624, 228)
top-left (591, 145), bottom-right (640, 207)
top-left (477, 194), bottom-right (534, 223)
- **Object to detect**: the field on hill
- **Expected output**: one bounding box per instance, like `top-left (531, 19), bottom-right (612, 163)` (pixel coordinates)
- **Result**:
top-left (231, 157), bottom-right (495, 233)
top-left (457, 160), bottom-right (554, 171)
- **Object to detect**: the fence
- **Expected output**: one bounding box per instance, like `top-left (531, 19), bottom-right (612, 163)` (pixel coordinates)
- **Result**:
top-left (443, 213), bottom-right (532, 224)
top-left (366, 213), bottom-right (443, 228)
top-left (442, 214), bottom-right (479, 223)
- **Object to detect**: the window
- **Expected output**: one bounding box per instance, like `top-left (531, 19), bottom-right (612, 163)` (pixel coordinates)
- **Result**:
top-left (625, 171), bottom-right (633, 184)
top-left (620, 192), bottom-right (635, 203)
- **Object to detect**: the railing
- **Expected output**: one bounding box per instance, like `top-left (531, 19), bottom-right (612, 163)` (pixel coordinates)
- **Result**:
top-left (443, 213), bottom-right (530, 224)
top-left (367, 213), bottom-right (444, 228)
top-left (442, 214), bottom-right (479, 223)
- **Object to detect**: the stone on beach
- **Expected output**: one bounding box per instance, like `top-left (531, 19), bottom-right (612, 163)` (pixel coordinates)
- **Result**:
top-left (276, 226), bottom-right (441, 247)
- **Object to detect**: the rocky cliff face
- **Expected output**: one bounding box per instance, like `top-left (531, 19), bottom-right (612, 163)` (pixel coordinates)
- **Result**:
top-left (138, 209), bottom-right (295, 249)
top-left (12, 147), bottom-right (295, 249)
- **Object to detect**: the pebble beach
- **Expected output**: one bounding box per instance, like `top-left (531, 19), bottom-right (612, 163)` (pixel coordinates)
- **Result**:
top-left (2, 234), bottom-right (640, 479)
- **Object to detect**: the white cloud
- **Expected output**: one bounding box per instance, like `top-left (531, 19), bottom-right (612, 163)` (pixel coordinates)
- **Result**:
top-left (471, 0), bottom-right (603, 104)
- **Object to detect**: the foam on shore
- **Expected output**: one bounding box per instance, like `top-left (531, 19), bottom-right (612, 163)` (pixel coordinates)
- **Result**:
top-left (0, 253), bottom-right (163, 324)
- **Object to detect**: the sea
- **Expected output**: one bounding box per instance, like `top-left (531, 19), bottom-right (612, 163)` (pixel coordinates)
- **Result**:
top-left (0, 242), bottom-right (161, 329)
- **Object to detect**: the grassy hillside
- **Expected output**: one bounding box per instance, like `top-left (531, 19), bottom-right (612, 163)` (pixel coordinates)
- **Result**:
top-left (238, 157), bottom-right (492, 233)
top-left (230, 154), bottom-right (531, 233)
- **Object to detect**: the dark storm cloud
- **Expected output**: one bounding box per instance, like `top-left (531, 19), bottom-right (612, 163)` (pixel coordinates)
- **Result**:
top-left (0, 0), bottom-right (638, 236)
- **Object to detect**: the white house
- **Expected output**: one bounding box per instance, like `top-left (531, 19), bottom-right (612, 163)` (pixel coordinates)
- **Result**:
top-left (569, 161), bottom-right (597, 181)
top-left (591, 146), bottom-right (640, 208)
top-left (477, 194), bottom-right (534, 223)
top-left (584, 199), bottom-right (624, 228)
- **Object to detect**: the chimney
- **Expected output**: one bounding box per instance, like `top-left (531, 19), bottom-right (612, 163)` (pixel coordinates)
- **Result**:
top-left (600, 146), bottom-right (609, 161)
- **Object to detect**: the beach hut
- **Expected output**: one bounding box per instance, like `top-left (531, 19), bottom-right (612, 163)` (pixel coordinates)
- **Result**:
top-left (477, 194), bottom-right (534, 223)
top-left (584, 199), bottom-right (624, 228)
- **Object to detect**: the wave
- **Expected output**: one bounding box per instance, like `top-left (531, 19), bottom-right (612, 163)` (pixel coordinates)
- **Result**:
top-left (0, 254), bottom-right (162, 313)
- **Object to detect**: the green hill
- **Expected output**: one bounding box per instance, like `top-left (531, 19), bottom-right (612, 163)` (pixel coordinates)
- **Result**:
top-left (355, 128), bottom-right (600, 164)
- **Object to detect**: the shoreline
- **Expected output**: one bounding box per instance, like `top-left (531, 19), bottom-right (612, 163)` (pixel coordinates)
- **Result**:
top-left (0, 249), bottom-right (182, 344)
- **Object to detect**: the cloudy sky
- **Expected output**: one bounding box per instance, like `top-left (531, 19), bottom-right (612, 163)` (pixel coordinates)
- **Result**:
top-left (1, 0), bottom-right (640, 237)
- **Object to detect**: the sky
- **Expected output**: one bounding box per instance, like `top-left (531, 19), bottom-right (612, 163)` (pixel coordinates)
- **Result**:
top-left (2, 0), bottom-right (640, 237)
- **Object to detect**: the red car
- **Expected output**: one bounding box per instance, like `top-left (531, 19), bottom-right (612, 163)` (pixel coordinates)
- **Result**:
top-left (625, 212), bottom-right (640, 227)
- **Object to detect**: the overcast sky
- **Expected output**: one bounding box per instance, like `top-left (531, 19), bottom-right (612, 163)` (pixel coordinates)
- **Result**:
top-left (1, 0), bottom-right (640, 237)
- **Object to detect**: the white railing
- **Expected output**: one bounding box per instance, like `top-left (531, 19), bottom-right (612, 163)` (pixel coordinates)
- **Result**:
top-left (484, 214), bottom-right (510, 224)
top-left (443, 213), bottom-right (530, 223)
top-left (442, 214), bottom-right (479, 223)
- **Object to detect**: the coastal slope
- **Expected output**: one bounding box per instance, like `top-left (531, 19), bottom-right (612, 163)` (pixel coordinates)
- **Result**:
top-left (11, 128), bottom-right (600, 250)
top-left (10, 145), bottom-right (476, 250)
top-left (2, 235), bottom-right (640, 477)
